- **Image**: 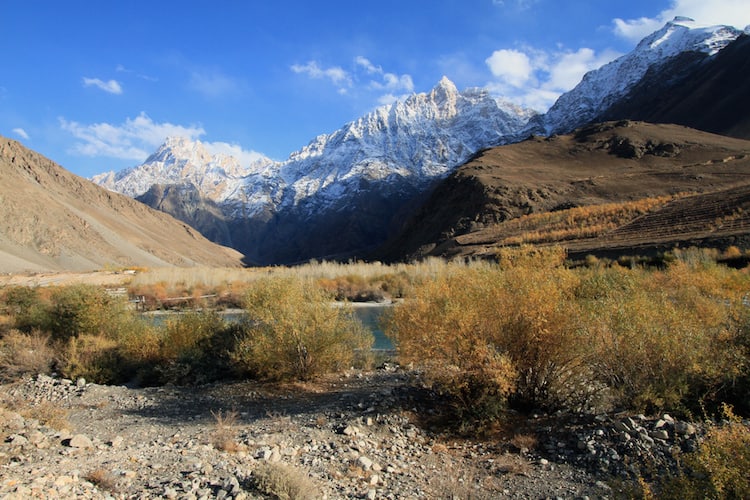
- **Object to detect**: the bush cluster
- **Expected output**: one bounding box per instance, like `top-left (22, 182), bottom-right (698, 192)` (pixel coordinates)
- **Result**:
top-left (231, 277), bottom-right (373, 381)
top-left (385, 247), bottom-right (750, 424)
top-left (0, 279), bottom-right (373, 385)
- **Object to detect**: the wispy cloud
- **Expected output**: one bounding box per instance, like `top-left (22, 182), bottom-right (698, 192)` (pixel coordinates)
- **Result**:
top-left (82, 77), bottom-right (123, 95)
top-left (485, 45), bottom-right (620, 111)
top-left (59, 112), bottom-right (268, 166)
top-left (291, 61), bottom-right (352, 93)
top-left (116, 64), bottom-right (158, 82)
top-left (292, 57), bottom-right (414, 104)
top-left (60, 112), bottom-right (205, 161)
top-left (355, 56), bottom-right (414, 93)
top-left (12, 128), bottom-right (30, 140)
top-left (613, 0), bottom-right (750, 42)
top-left (188, 69), bottom-right (244, 99)
top-left (492, 0), bottom-right (539, 10)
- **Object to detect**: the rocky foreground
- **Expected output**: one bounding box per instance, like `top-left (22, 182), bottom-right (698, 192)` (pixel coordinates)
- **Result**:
top-left (0, 367), bottom-right (710, 499)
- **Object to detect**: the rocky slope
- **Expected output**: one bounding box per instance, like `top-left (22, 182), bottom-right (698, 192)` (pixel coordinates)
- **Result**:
top-left (377, 121), bottom-right (750, 262)
top-left (0, 137), bottom-right (244, 273)
top-left (1, 369), bottom-right (716, 499)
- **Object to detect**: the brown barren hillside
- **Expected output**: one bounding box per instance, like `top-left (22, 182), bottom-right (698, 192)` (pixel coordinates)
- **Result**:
top-left (0, 137), bottom-right (245, 272)
top-left (377, 121), bottom-right (750, 261)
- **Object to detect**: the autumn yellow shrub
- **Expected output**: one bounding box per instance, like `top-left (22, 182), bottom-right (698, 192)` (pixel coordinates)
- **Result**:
top-left (61, 334), bottom-right (121, 383)
top-left (580, 261), bottom-right (749, 414)
top-left (231, 277), bottom-right (373, 381)
top-left (386, 247), bottom-right (592, 422)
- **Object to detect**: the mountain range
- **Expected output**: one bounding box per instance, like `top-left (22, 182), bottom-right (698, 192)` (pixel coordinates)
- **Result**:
top-left (93, 78), bottom-right (535, 264)
top-left (89, 18), bottom-right (750, 265)
top-left (4, 18), bottom-right (750, 272)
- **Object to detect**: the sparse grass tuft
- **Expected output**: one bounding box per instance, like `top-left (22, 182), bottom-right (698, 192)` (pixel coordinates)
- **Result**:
top-left (211, 409), bottom-right (244, 452)
top-left (253, 462), bottom-right (320, 500)
top-left (85, 468), bottom-right (118, 492)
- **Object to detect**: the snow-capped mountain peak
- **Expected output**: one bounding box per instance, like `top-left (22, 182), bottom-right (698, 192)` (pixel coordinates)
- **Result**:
top-left (91, 137), bottom-right (277, 200)
top-left (542, 18), bottom-right (744, 135)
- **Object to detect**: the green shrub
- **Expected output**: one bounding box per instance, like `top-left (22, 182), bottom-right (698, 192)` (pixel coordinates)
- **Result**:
top-left (60, 334), bottom-right (122, 383)
top-left (47, 285), bottom-right (131, 341)
top-left (581, 263), bottom-right (748, 415)
top-left (231, 277), bottom-right (373, 381)
top-left (2, 286), bottom-right (51, 333)
top-left (119, 311), bottom-right (235, 386)
top-left (657, 406), bottom-right (750, 499)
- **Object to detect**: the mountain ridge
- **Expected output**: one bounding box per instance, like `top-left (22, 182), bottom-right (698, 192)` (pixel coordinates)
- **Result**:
top-left (91, 18), bottom-right (750, 265)
top-left (0, 137), bottom-right (244, 273)
top-left (93, 76), bottom-right (536, 264)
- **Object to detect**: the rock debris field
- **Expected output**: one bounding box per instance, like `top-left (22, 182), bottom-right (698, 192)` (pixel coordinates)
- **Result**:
top-left (0, 366), bottom-right (711, 499)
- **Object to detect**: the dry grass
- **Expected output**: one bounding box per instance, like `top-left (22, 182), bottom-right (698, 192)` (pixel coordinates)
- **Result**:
top-left (0, 329), bottom-right (57, 381)
top-left (0, 394), bottom-right (71, 432)
top-left (464, 195), bottom-right (677, 247)
top-left (509, 433), bottom-right (538, 453)
top-left (252, 462), bottom-right (320, 500)
top-left (84, 468), bottom-right (118, 492)
top-left (211, 409), bottom-right (245, 453)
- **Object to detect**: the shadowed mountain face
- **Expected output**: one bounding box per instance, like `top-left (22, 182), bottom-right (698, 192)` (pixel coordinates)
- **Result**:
top-left (0, 137), bottom-right (244, 273)
top-left (136, 183), bottom-right (233, 248)
top-left (376, 121), bottom-right (750, 262)
top-left (597, 34), bottom-right (750, 140)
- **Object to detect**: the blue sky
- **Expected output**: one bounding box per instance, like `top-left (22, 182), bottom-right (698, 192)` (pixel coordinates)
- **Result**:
top-left (2, 0), bottom-right (749, 178)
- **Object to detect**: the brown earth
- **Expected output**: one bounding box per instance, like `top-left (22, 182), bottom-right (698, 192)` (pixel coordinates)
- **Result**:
top-left (377, 121), bottom-right (750, 262)
top-left (0, 137), bottom-right (245, 273)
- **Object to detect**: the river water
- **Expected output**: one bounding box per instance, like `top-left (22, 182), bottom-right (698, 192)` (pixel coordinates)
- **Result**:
top-left (142, 302), bottom-right (394, 350)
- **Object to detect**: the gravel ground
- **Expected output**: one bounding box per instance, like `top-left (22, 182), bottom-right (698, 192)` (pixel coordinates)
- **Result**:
top-left (0, 367), bottom-right (704, 499)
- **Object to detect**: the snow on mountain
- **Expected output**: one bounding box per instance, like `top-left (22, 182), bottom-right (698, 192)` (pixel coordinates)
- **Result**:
top-left (93, 77), bottom-right (535, 219)
top-left (91, 137), bottom-right (275, 202)
top-left (541, 17), bottom-right (744, 135)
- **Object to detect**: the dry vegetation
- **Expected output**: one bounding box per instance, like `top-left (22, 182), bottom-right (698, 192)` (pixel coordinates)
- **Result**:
top-left (1, 248), bottom-right (749, 498)
top-left (469, 195), bottom-right (678, 246)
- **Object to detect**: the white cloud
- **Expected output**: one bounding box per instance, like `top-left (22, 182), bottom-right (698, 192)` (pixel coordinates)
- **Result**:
top-left (485, 46), bottom-right (620, 111)
top-left (60, 112), bottom-right (205, 161)
top-left (82, 77), bottom-right (123, 95)
top-left (613, 0), bottom-right (750, 42)
top-left (492, 0), bottom-right (538, 10)
top-left (485, 49), bottom-right (534, 87)
top-left (293, 57), bottom-right (414, 103)
top-left (545, 48), bottom-right (619, 91)
top-left (612, 17), bottom-right (664, 42)
top-left (355, 56), bottom-right (381, 74)
top-left (203, 141), bottom-right (270, 166)
top-left (116, 64), bottom-right (158, 82)
top-left (291, 61), bottom-right (352, 90)
top-left (354, 56), bottom-right (414, 95)
top-left (12, 128), bottom-right (29, 140)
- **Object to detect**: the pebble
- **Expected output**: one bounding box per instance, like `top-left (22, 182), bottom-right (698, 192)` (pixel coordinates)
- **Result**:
top-left (0, 369), bottom-right (725, 499)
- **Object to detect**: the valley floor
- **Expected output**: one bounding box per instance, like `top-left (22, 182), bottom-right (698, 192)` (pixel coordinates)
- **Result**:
top-left (0, 367), bottom-right (627, 499)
